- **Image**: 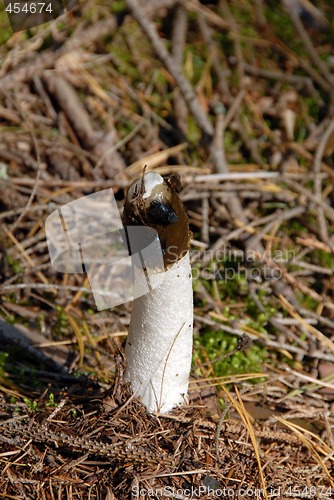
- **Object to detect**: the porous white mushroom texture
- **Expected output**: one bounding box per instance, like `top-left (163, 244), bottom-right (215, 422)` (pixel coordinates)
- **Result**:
top-left (124, 170), bottom-right (193, 413)
top-left (125, 252), bottom-right (193, 413)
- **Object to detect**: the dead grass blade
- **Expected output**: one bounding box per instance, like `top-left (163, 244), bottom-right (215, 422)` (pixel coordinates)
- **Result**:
top-left (220, 385), bottom-right (268, 500)
top-left (189, 372), bottom-right (268, 389)
top-left (276, 416), bottom-right (334, 488)
top-left (66, 314), bottom-right (85, 367)
top-left (5, 229), bottom-right (49, 286)
top-left (279, 295), bottom-right (334, 354)
top-left (125, 143), bottom-right (188, 178)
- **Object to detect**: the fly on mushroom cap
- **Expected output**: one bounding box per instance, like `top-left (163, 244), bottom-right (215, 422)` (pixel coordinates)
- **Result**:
top-left (123, 170), bottom-right (191, 269)
top-left (124, 171), bottom-right (178, 227)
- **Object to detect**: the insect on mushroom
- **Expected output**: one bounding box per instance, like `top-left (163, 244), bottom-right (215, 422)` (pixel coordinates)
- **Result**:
top-left (123, 169), bottom-right (193, 413)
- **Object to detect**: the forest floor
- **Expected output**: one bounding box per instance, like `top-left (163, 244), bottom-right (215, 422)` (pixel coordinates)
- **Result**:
top-left (0, 0), bottom-right (334, 498)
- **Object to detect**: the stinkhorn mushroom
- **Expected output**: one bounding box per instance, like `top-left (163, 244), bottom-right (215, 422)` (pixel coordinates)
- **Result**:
top-left (123, 170), bottom-right (193, 413)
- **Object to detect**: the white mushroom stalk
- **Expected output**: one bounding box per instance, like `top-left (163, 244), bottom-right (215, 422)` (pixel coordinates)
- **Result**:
top-left (123, 171), bottom-right (193, 413)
